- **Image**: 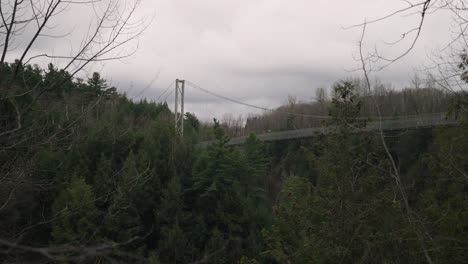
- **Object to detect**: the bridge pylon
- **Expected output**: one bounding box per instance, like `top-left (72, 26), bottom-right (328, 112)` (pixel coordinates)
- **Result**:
top-left (174, 79), bottom-right (185, 136)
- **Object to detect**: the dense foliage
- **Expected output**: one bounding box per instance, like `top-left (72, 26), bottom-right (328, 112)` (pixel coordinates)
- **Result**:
top-left (262, 81), bottom-right (468, 263)
top-left (0, 62), bottom-right (467, 263)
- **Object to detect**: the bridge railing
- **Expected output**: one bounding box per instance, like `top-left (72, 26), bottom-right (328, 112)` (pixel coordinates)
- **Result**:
top-left (365, 113), bottom-right (456, 131)
top-left (198, 113), bottom-right (459, 147)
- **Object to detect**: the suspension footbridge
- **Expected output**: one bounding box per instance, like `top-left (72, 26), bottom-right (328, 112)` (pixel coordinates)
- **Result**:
top-left (200, 113), bottom-right (458, 147)
top-left (155, 79), bottom-right (460, 146)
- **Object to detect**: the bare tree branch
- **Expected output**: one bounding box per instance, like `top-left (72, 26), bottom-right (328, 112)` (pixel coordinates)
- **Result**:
top-left (358, 20), bottom-right (434, 264)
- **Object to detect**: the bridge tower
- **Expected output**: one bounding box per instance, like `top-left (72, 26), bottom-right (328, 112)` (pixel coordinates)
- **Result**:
top-left (174, 79), bottom-right (185, 136)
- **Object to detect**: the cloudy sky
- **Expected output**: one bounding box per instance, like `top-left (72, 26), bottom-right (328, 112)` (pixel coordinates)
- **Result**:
top-left (15, 0), bottom-right (456, 121)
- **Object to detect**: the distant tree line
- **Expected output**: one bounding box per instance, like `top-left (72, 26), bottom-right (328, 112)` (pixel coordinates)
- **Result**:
top-left (241, 77), bottom-right (454, 136)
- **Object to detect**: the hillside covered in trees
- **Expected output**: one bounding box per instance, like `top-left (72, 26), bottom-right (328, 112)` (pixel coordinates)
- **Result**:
top-left (1, 60), bottom-right (467, 263)
top-left (1, 0), bottom-right (468, 263)
top-left (214, 78), bottom-right (455, 138)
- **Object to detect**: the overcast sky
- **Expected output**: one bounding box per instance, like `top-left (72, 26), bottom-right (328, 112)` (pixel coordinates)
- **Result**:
top-left (22, 0), bottom-right (456, 121)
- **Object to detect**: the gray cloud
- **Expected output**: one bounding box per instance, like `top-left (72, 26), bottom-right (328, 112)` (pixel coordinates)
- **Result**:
top-left (8, 0), bottom-right (455, 121)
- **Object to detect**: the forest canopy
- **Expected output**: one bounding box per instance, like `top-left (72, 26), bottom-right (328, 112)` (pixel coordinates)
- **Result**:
top-left (0, 60), bottom-right (467, 263)
top-left (1, 0), bottom-right (468, 263)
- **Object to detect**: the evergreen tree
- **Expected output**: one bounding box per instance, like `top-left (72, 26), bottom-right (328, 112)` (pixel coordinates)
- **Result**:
top-left (190, 121), bottom-right (271, 262)
top-left (87, 72), bottom-right (108, 95)
top-left (51, 176), bottom-right (99, 244)
top-left (104, 152), bottom-right (142, 242)
top-left (93, 153), bottom-right (114, 207)
top-left (2, 61), bottom-right (467, 263)
top-left (158, 176), bottom-right (194, 263)
top-left (159, 221), bottom-right (191, 263)
top-left (264, 81), bottom-right (407, 263)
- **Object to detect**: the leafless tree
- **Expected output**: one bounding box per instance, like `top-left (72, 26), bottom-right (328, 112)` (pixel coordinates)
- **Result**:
top-left (347, 1), bottom-right (468, 93)
top-left (0, 0), bottom-right (150, 261)
top-left (349, 1), bottom-right (468, 263)
top-left (221, 113), bottom-right (245, 137)
top-left (0, 0), bottom-right (149, 75)
top-left (358, 22), bottom-right (436, 263)
top-left (0, 0), bottom-right (149, 145)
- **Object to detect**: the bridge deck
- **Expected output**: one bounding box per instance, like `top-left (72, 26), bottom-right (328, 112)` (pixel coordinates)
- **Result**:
top-left (199, 114), bottom-right (459, 147)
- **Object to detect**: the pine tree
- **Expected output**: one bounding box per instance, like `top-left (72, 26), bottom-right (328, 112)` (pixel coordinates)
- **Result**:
top-left (159, 221), bottom-right (191, 263)
top-left (264, 81), bottom-right (407, 263)
top-left (104, 152), bottom-right (142, 242)
top-left (158, 175), bottom-right (193, 263)
top-left (87, 72), bottom-right (108, 95)
top-left (93, 153), bottom-right (114, 207)
top-left (190, 122), bottom-right (271, 262)
top-left (51, 176), bottom-right (99, 244)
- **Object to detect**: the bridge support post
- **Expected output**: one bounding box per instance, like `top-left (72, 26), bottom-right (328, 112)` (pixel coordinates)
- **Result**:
top-left (175, 79), bottom-right (185, 136)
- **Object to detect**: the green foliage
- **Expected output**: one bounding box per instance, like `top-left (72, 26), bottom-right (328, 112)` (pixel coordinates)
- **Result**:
top-left (51, 176), bottom-right (99, 244)
top-left (263, 81), bottom-right (431, 263)
top-left (329, 80), bottom-right (364, 125)
top-left (104, 152), bottom-right (144, 242)
top-left (184, 122), bottom-right (271, 262)
top-left (159, 221), bottom-right (192, 263)
top-left (240, 256), bottom-right (260, 264)
top-left (93, 153), bottom-right (114, 207)
top-left (417, 125), bottom-right (468, 263)
top-left (262, 176), bottom-right (318, 263)
top-left (147, 253), bottom-right (162, 264)
top-left (2, 62), bottom-right (467, 263)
